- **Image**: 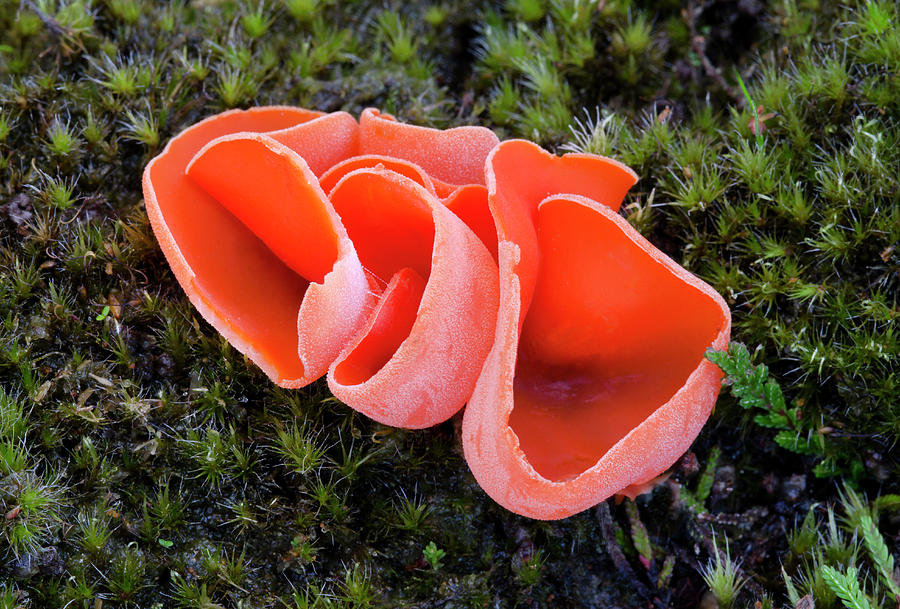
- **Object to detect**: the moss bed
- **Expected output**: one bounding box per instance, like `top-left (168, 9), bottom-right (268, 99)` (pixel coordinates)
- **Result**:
top-left (1, 0), bottom-right (898, 607)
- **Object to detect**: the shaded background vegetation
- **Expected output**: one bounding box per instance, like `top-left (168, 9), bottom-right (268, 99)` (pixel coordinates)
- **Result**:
top-left (0, 0), bottom-right (898, 607)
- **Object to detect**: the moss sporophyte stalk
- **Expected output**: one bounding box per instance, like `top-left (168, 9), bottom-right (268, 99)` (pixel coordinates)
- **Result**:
top-left (1, 0), bottom-right (898, 606)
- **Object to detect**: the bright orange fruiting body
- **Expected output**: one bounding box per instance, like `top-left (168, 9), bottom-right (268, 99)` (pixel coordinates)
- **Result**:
top-left (461, 141), bottom-right (730, 518)
top-left (143, 106), bottom-right (731, 520)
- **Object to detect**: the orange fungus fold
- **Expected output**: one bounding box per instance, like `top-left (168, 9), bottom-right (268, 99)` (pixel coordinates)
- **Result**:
top-left (143, 107), bottom-right (732, 520)
top-left (143, 107), bottom-right (369, 387)
top-left (461, 140), bottom-right (732, 520)
top-left (327, 168), bottom-right (498, 428)
top-left (142, 106), bottom-right (499, 427)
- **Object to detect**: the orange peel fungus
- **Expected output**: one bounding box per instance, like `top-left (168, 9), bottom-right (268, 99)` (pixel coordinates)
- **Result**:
top-left (143, 107), bottom-right (731, 519)
top-left (143, 106), bottom-right (499, 428)
top-left (461, 140), bottom-right (732, 519)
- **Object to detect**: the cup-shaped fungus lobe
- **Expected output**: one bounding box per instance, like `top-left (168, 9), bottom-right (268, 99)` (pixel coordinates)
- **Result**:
top-left (143, 107), bottom-right (370, 388)
top-left (144, 106), bottom-right (500, 428)
top-left (461, 141), bottom-right (732, 520)
top-left (327, 168), bottom-right (499, 429)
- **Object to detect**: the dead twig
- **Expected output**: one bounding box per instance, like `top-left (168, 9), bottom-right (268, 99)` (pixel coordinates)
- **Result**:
top-left (19, 0), bottom-right (88, 53)
top-left (20, 0), bottom-right (68, 38)
top-left (684, 1), bottom-right (743, 104)
top-left (596, 502), bottom-right (667, 609)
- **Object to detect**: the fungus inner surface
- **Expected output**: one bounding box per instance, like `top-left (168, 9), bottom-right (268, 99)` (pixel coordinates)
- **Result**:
top-left (487, 141), bottom-right (639, 328)
top-left (328, 170), bottom-right (436, 385)
top-left (149, 110), bottom-right (322, 378)
top-left (186, 136), bottom-right (340, 283)
top-left (508, 197), bottom-right (725, 482)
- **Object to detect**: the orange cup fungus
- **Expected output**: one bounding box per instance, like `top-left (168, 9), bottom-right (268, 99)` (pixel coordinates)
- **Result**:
top-left (143, 107), bottom-right (731, 519)
top-left (143, 106), bottom-right (499, 428)
top-left (461, 141), bottom-right (731, 519)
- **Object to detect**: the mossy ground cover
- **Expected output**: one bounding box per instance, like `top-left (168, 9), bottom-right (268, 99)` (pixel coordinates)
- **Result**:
top-left (0, 0), bottom-right (898, 607)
